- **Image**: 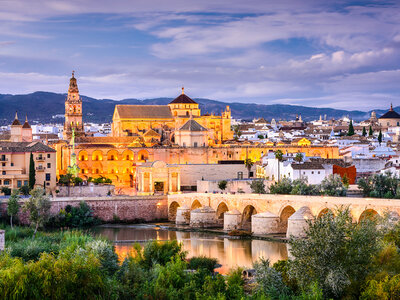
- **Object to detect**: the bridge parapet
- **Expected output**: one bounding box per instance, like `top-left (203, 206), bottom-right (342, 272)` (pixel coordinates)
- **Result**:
top-left (168, 193), bottom-right (400, 236)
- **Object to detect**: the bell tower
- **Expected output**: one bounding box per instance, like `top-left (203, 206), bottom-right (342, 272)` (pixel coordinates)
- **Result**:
top-left (63, 71), bottom-right (84, 140)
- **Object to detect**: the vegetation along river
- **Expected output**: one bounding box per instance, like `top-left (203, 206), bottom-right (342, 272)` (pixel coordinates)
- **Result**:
top-left (95, 224), bottom-right (288, 274)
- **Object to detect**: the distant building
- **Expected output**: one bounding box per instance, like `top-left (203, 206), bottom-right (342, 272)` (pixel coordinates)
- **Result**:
top-left (378, 104), bottom-right (400, 127)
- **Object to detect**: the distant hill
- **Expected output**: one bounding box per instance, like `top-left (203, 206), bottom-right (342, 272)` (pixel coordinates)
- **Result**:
top-left (0, 91), bottom-right (395, 125)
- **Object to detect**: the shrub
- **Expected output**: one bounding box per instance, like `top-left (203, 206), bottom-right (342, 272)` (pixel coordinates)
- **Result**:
top-left (288, 208), bottom-right (381, 298)
top-left (218, 180), bottom-right (228, 191)
top-left (47, 201), bottom-right (100, 228)
top-left (254, 258), bottom-right (291, 298)
top-left (270, 177), bottom-right (293, 194)
top-left (358, 173), bottom-right (399, 199)
top-left (250, 179), bottom-right (267, 194)
top-left (320, 174), bottom-right (347, 196)
top-left (19, 185), bottom-right (30, 196)
top-left (1, 186), bottom-right (11, 196)
top-left (141, 240), bottom-right (186, 268)
top-left (188, 256), bottom-right (218, 273)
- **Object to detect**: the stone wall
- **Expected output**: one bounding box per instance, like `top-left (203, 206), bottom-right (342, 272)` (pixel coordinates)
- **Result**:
top-left (0, 195), bottom-right (168, 224)
top-left (57, 185), bottom-right (115, 197)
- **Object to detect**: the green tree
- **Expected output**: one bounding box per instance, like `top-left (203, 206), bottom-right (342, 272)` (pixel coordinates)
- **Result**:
top-left (257, 134), bottom-right (264, 139)
top-left (294, 153), bottom-right (304, 179)
top-left (23, 188), bottom-right (51, 238)
top-left (28, 152), bottom-right (35, 190)
top-left (7, 189), bottom-right (20, 228)
top-left (320, 174), bottom-right (347, 196)
top-left (218, 180), bottom-right (228, 192)
top-left (378, 129), bottom-right (383, 144)
top-left (347, 120), bottom-right (355, 136)
top-left (369, 125), bottom-right (373, 136)
top-left (274, 150), bottom-right (284, 182)
top-left (244, 158), bottom-right (254, 178)
top-left (362, 126), bottom-right (367, 137)
top-left (250, 179), bottom-right (267, 194)
top-left (342, 174), bottom-right (350, 188)
top-left (289, 208), bottom-right (382, 298)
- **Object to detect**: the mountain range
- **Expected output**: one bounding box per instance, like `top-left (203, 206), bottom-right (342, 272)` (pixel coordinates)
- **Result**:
top-left (0, 91), bottom-right (396, 126)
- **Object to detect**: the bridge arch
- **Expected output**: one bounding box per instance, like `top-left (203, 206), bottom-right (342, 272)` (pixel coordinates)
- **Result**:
top-left (279, 205), bottom-right (296, 233)
top-left (191, 200), bottom-right (202, 210)
top-left (216, 201), bottom-right (229, 221)
top-left (241, 205), bottom-right (257, 231)
top-left (317, 207), bottom-right (334, 218)
top-left (359, 209), bottom-right (380, 222)
top-left (169, 201), bottom-right (180, 221)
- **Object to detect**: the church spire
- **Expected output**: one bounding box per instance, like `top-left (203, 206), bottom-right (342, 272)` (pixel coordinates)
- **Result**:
top-left (390, 103), bottom-right (393, 111)
top-left (182, 86), bottom-right (184, 95)
top-left (11, 111), bottom-right (21, 126)
top-left (68, 70), bottom-right (79, 93)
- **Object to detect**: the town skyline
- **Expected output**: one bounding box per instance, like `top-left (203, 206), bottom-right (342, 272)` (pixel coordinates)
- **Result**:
top-left (1, 0), bottom-right (400, 110)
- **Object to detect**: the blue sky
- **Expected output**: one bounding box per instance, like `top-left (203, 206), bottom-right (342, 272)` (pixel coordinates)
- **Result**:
top-left (0, 0), bottom-right (399, 110)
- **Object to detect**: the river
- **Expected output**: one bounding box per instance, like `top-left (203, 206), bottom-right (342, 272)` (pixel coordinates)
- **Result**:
top-left (95, 224), bottom-right (288, 274)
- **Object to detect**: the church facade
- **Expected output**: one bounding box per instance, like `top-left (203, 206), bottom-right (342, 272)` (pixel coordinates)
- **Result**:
top-left (55, 73), bottom-right (340, 193)
top-left (111, 87), bottom-right (233, 144)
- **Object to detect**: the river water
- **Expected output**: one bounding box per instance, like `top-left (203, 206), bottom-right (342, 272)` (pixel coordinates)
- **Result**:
top-left (95, 224), bottom-right (288, 274)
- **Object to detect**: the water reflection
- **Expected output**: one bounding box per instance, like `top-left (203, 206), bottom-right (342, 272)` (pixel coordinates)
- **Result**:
top-left (96, 225), bottom-right (288, 274)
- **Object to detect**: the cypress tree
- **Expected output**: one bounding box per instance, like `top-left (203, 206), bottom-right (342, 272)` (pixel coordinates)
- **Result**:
top-left (378, 130), bottom-right (383, 144)
top-left (369, 125), bottom-right (373, 136)
top-left (29, 152), bottom-right (35, 190)
top-left (362, 127), bottom-right (366, 137)
top-left (347, 120), bottom-right (355, 136)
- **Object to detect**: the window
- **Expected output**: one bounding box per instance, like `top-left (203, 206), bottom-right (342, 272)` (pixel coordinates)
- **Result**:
top-left (311, 171), bottom-right (314, 174)
top-left (47, 163), bottom-right (51, 168)
top-left (1, 163), bottom-right (4, 167)
top-left (303, 171), bottom-right (306, 175)
top-left (24, 180), bottom-right (28, 186)
top-left (2, 171), bottom-right (5, 175)
top-left (47, 154), bottom-right (51, 158)
top-left (45, 173), bottom-right (51, 181)
top-left (17, 180), bottom-right (22, 188)
top-left (318, 171), bottom-right (320, 174)
top-left (10, 163), bottom-right (14, 166)
top-left (194, 142), bottom-right (198, 147)
top-left (4, 180), bottom-right (10, 185)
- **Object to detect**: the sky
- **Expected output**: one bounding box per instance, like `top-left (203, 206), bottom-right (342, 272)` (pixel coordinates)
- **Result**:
top-left (0, 0), bottom-right (399, 111)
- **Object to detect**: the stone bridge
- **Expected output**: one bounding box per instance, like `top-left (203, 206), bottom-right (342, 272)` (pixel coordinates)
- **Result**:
top-left (168, 193), bottom-right (400, 238)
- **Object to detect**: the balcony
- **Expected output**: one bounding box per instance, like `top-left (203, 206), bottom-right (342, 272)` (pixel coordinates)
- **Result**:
top-left (36, 166), bottom-right (46, 172)
top-left (36, 156), bottom-right (45, 161)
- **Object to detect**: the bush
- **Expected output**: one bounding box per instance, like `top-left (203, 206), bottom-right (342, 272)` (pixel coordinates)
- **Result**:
top-left (1, 186), bottom-right (11, 196)
top-left (250, 179), bottom-right (267, 194)
top-left (141, 240), bottom-right (186, 269)
top-left (218, 180), bottom-right (228, 191)
top-left (320, 174), bottom-right (347, 196)
top-left (19, 185), bottom-right (30, 196)
top-left (254, 258), bottom-right (291, 298)
top-left (270, 177), bottom-right (293, 194)
top-left (288, 208), bottom-right (381, 298)
top-left (358, 173), bottom-right (399, 199)
top-left (47, 201), bottom-right (100, 228)
top-left (188, 256), bottom-right (218, 273)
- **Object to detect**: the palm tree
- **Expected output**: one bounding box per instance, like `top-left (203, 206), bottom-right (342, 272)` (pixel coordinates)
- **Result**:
top-left (274, 150), bottom-right (284, 182)
top-left (244, 158), bottom-right (254, 178)
top-left (294, 152), bottom-right (304, 179)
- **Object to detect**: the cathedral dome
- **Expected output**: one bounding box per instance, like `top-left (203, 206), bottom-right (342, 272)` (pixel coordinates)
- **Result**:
top-left (169, 87), bottom-right (197, 104)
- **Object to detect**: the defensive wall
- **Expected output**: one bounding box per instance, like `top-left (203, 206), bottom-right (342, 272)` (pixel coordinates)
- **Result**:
top-left (0, 195), bottom-right (168, 224)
